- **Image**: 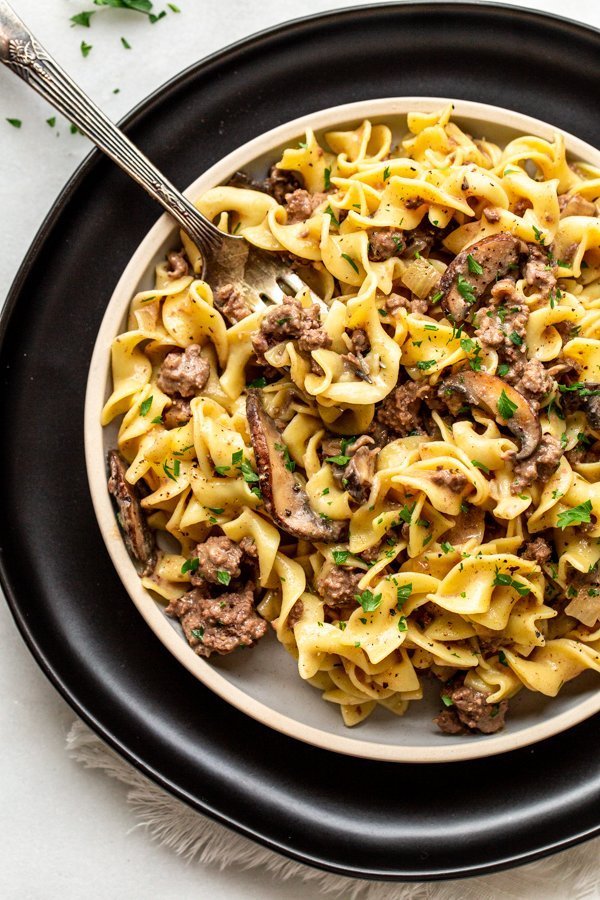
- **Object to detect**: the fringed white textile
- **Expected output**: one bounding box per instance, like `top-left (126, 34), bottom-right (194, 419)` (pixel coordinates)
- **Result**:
top-left (66, 720), bottom-right (599, 899)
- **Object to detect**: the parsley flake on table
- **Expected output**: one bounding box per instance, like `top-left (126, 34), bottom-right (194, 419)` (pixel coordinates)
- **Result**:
top-left (80, 40), bottom-right (93, 57)
top-left (6, 118), bottom-right (22, 128)
top-left (70, 12), bottom-right (95, 27)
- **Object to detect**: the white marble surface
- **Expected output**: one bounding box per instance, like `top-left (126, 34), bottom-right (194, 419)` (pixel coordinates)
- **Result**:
top-left (1, 1), bottom-right (599, 897)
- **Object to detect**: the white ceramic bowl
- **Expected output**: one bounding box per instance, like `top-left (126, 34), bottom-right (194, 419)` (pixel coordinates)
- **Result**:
top-left (85, 98), bottom-right (600, 763)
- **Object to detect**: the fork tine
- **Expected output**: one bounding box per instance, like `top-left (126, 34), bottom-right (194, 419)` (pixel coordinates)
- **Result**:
top-left (277, 271), bottom-right (329, 314)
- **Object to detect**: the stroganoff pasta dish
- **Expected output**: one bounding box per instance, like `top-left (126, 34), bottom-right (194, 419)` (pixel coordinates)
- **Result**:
top-left (103, 106), bottom-right (600, 735)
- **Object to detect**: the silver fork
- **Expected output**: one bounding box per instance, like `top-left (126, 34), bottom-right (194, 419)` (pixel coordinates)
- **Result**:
top-left (0, 1), bottom-right (325, 311)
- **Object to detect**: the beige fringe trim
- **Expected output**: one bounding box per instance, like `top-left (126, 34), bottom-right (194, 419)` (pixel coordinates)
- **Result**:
top-left (66, 720), bottom-right (599, 899)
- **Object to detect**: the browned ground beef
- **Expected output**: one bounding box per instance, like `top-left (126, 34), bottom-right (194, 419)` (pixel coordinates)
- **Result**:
top-left (524, 243), bottom-right (557, 297)
top-left (157, 345), bottom-right (210, 398)
top-left (163, 397), bottom-right (192, 429)
top-left (435, 685), bottom-right (508, 734)
top-left (166, 584), bottom-right (267, 657)
top-left (376, 381), bottom-right (433, 436)
top-left (166, 249), bottom-right (189, 280)
top-left (252, 298), bottom-right (330, 362)
top-left (508, 359), bottom-right (555, 410)
top-left (368, 228), bottom-right (405, 261)
top-left (315, 565), bottom-right (362, 609)
top-left (263, 166), bottom-right (302, 204)
top-left (214, 283), bottom-right (252, 323)
top-left (190, 536), bottom-right (244, 586)
top-left (287, 599), bottom-right (304, 628)
top-left (521, 536), bottom-right (553, 566)
top-left (474, 279), bottom-right (529, 373)
top-left (351, 328), bottom-right (370, 355)
top-left (430, 468), bottom-right (468, 493)
top-left (284, 189), bottom-right (328, 223)
top-left (512, 434), bottom-right (563, 493)
top-left (239, 536), bottom-right (258, 558)
top-left (385, 291), bottom-right (429, 316)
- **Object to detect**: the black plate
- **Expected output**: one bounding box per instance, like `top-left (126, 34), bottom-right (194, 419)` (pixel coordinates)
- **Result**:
top-left (2, 2), bottom-right (600, 881)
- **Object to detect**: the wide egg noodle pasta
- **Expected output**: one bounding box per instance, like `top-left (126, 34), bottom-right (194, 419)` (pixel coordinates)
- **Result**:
top-left (103, 106), bottom-right (600, 729)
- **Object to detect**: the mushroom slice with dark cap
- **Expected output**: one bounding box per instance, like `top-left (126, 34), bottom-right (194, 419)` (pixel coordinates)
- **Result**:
top-left (440, 233), bottom-right (520, 321)
top-left (246, 390), bottom-right (348, 542)
top-left (107, 450), bottom-right (156, 576)
top-left (442, 370), bottom-right (541, 460)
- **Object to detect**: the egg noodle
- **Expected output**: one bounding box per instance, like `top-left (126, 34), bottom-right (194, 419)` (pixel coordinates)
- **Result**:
top-left (103, 106), bottom-right (600, 732)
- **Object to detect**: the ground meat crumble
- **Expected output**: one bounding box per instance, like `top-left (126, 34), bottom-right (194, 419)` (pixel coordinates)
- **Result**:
top-left (252, 298), bottom-right (331, 363)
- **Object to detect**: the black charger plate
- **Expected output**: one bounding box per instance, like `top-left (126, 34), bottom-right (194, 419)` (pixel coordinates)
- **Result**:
top-left (2, 2), bottom-right (600, 881)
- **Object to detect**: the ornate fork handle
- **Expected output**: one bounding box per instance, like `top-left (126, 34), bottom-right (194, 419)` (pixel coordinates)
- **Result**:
top-left (0, 1), bottom-right (222, 255)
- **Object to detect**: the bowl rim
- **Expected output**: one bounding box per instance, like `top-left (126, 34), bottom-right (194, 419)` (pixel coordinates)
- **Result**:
top-left (85, 96), bottom-right (600, 763)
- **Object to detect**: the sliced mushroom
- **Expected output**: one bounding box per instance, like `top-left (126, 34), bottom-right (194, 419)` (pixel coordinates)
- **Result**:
top-left (560, 382), bottom-right (600, 430)
top-left (440, 233), bottom-right (520, 321)
top-left (246, 390), bottom-right (348, 542)
top-left (343, 445), bottom-right (379, 503)
top-left (442, 370), bottom-right (541, 459)
top-left (107, 450), bottom-right (156, 576)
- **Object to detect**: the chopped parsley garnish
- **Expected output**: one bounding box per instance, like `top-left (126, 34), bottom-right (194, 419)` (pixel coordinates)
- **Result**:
top-left (191, 627), bottom-right (204, 641)
top-left (274, 442), bottom-right (296, 472)
top-left (416, 359), bottom-right (437, 371)
top-left (471, 459), bottom-right (490, 473)
top-left (355, 590), bottom-right (382, 612)
top-left (532, 224), bottom-right (546, 246)
top-left (216, 570), bottom-right (231, 586)
top-left (383, 165), bottom-right (391, 181)
top-left (498, 649), bottom-right (509, 666)
top-left (396, 583), bottom-right (412, 607)
top-left (341, 253), bottom-right (359, 274)
top-left (467, 253), bottom-right (484, 276)
top-left (397, 616), bottom-right (408, 632)
top-left (332, 549), bottom-right (349, 565)
top-left (497, 363), bottom-right (510, 377)
top-left (239, 460), bottom-right (259, 483)
top-left (168, 2), bottom-right (181, 10)
top-left (556, 500), bottom-right (593, 530)
top-left (46, 117), bottom-right (57, 128)
top-left (398, 503), bottom-right (416, 524)
top-left (139, 396), bottom-right (153, 417)
top-left (456, 274), bottom-right (476, 304)
top-left (121, 36), bottom-right (132, 49)
top-left (493, 569), bottom-right (530, 596)
top-left (440, 541), bottom-right (455, 554)
top-left (181, 557), bottom-right (199, 575)
top-left (207, 507), bottom-right (224, 514)
top-left (424, 324), bottom-right (439, 331)
top-left (231, 449), bottom-right (243, 466)
top-left (151, 415), bottom-right (163, 425)
top-left (497, 389), bottom-right (518, 420)
top-left (162, 460), bottom-right (178, 481)
top-left (247, 376), bottom-right (266, 388)
top-left (324, 205), bottom-right (339, 226)
top-left (6, 118), bottom-right (21, 128)
top-left (430, 291), bottom-right (443, 304)
top-left (70, 12), bottom-right (95, 27)
top-left (508, 331), bottom-right (523, 346)
top-left (441, 695), bottom-right (454, 707)
top-left (326, 454), bottom-right (351, 466)
top-left (558, 382), bottom-right (600, 398)
top-left (324, 167), bottom-right (331, 190)
top-left (80, 40), bottom-right (93, 57)
top-left (214, 465), bottom-right (230, 476)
